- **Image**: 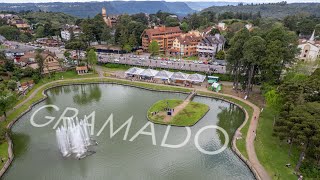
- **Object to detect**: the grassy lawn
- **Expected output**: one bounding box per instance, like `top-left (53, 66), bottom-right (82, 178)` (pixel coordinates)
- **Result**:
top-left (255, 106), bottom-right (298, 180)
top-left (148, 99), bottom-right (209, 126)
top-left (0, 142), bottom-right (8, 167)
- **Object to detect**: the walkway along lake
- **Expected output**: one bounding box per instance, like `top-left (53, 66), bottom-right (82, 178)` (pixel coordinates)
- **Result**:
top-left (3, 84), bottom-right (254, 180)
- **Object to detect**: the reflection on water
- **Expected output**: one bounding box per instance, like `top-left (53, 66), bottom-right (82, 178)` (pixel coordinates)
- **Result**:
top-left (4, 84), bottom-right (254, 180)
top-left (217, 104), bottom-right (245, 146)
top-left (72, 84), bottom-right (102, 105)
top-left (12, 133), bottom-right (30, 158)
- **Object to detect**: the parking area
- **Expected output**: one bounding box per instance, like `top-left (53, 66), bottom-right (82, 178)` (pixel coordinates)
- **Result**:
top-left (98, 53), bottom-right (227, 74)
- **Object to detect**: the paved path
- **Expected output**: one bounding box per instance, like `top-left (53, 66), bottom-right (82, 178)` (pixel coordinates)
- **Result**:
top-left (1, 70), bottom-right (270, 180)
top-left (162, 91), bottom-right (196, 122)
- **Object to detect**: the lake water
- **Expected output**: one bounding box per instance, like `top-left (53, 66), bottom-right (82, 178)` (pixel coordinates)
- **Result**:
top-left (3, 84), bottom-right (254, 180)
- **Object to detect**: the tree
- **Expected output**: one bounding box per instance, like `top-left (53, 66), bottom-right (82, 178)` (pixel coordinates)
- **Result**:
top-left (226, 28), bottom-right (250, 91)
top-left (287, 103), bottom-right (320, 172)
top-left (35, 49), bottom-right (44, 75)
top-left (4, 60), bottom-right (14, 72)
top-left (123, 44), bottom-right (132, 53)
top-left (101, 26), bottom-right (112, 44)
top-left (148, 40), bottom-right (160, 56)
top-left (210, 28), bottom-right (220, 35)
top-left (0, 90), bottom-right (16, 120)
top-left (164, 16), bottom-right (180, 27)
top-left (215, 50), bottom-right (225, 60)
top-left (64, 51), bottom-right (71, 59)
top-left (180, 22), bottom-right (189, 33)
top-left (87, 49), bottom-right (97, 71)
top-left (0, 25), bottom-right (20, 40)
top-left (243, 36), bottom-right (266, 96)
top-left (35, 26), bottom-right (45, 38)
top-left (7, 80), bottom-right (17, 91)
top-left (263, 25), bottom-right (299, 83)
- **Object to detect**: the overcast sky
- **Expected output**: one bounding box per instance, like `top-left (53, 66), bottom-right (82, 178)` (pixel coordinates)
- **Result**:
top-left (0, 0), bottom-right (319, 3)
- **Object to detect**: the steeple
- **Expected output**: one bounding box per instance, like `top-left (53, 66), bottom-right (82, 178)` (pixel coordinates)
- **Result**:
top-left (309, 29), bottom-right (315, 43)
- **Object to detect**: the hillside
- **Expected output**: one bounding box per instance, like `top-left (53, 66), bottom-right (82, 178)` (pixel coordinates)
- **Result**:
top-left (202, 3), bottom-right (320, 18)
top-left (19, 11), bottom-right (78, 27)
top-left (186, 1), bottom-right (239, 11)
top-left (0, 1), bottom-right (195, 18)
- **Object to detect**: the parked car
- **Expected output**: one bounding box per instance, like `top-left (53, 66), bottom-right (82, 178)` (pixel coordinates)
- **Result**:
top-left (114, 59), bottom-right (120, 62)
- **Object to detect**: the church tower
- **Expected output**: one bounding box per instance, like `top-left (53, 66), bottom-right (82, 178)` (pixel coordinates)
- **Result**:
top-left (102, 7), bottom-right (107, 18)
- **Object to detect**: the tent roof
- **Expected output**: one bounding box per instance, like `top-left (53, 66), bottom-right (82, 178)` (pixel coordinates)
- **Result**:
top-left (171, 72), bottom-right (188, 81)
top-left (187, 73), bottom-right (206, 82)
top-left (154, 70), bottom-right (174, 79)
top-left (140, 69), bottom-right (159, 77)
top-left (125, 67), bottom-right (144, 75)
top-left (212, 82), bottom-right (221, 88)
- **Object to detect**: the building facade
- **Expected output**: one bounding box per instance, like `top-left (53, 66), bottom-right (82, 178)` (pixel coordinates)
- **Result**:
top-left (197, 34), bottom-right (226, 60)
top-left (61, 24), bottom-right (82, 41)
top-left (141, 26), bottom-right (182, 53)
top-left (102, 7), bottom-right (117, 28)
top-left (298, 30), bottom-right (320, 61)
top-left (170, 31), bottom-right (202, 57)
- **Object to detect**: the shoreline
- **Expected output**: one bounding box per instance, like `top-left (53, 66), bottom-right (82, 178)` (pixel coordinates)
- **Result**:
top-left (0, 77), bottom-right (265, 179)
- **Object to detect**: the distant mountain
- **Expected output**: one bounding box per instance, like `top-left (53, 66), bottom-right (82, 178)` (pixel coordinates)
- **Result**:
top-left (202, 3), bottom-right (320, 18)
top-left (186, 1), bottom-right (240, 11)
top-left (0, 1), bottom-right (196, 18)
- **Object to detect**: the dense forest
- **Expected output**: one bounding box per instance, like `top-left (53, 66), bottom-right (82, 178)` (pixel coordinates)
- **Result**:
top-left (203, 2), bottom-right (320, 19)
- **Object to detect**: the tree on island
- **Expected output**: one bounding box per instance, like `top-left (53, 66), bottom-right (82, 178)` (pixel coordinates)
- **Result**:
top-left (148, 40), bottom-right (160, 56)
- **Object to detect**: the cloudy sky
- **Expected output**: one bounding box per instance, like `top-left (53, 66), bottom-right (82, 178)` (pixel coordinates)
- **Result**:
top-left (0, 0), bottom-right (319, 3)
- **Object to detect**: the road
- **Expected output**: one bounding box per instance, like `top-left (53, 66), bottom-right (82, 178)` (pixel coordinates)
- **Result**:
top-left (6, 41), bottom-right (66, 59)
top-left (98, 53), bottom-right (227, 74)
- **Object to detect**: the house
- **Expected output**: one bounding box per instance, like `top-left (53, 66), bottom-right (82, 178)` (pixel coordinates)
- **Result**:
top-left (170, 31), bottom-right (202, 57)
top-left (21, 50), bottom-right (62, 74)
top-left (217, 23), bottom-right (227, 31)
top-left (36, 38), bottom-right (63, 47)
top-left (42, 51), bottom-right (62, 74)
top-left (61, 24), bottom-right (82, 41)
top-left (298, 30), bottom-right (320, 61)
top-left (245, 24), bottom-right (254, 31)
top-left (197, 34), bottom-right (226, 60)
top-left (141, 26), bottom-right (182, 53)
top-left (76, 66), bottom-right (88, 75)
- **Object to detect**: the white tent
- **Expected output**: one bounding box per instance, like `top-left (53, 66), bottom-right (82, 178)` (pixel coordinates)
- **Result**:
top-left (187, 73), bottom-right (206, 83)
top-left (125, 67), bottom-right (144, 76)
top-left (170, 72), bottom-right (188, 81)
top-left (140, 69), bottom-right (159, 77)
top-left (212, 82), bottom-right (222, 92)
top-left (154, 70), bottom-right (174, 80)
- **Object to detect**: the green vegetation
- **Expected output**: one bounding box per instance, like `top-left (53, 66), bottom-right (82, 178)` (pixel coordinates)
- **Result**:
top-left (203, 2), bottom-right (320, 18)
top-left (256, 106), bottom-right (298, 179)
top-left (148, 40), bottom-right (160, 56)
top-left (254, 68), bottom-right (320, 179)
top-left (148, 99), bottom-right (209, 126)
top-left (197, 91), bottom-right (253, 159)
top-left (0, 142), bottom-right (8, 167)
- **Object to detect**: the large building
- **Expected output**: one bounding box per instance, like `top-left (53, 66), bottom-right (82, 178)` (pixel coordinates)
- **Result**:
top-left (141, 26), bottom-right (182, 53)
top-left (61, 24), bottom-right (82, 41)
top-left (298, 30), bottom-right (320, 61)
top-left (102, 7), bottom-right (117, 28)
top-left (197, 34), bottom-right (226, 60)
top-left (170, 31), bottom-right (202, 57)
top-left (20, 51), bottom-right (63, 74)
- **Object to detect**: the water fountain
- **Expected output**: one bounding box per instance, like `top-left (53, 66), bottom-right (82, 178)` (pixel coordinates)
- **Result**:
top-left (56, 118), bottom-right (96, 159)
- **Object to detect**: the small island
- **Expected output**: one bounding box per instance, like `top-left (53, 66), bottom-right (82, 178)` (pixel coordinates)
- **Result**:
top-left (147, 96), bottom-right (209, 126)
